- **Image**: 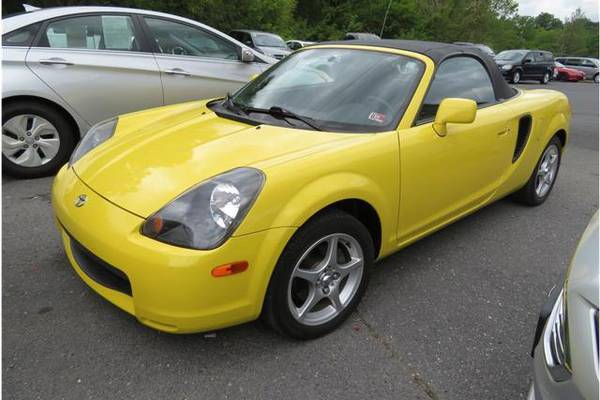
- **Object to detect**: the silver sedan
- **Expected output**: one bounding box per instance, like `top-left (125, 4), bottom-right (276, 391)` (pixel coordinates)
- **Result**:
top-left (2, 6), bottom-right (275, 178)
top-left (529, 211), bottom-right (599, 400)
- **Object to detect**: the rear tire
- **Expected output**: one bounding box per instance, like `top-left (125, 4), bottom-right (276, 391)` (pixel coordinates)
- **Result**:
top-left (513, 136), bottom-right (562, 206)
top-left (540, 71), bottom-right (550, 84)
top-left (594, 74), bottom-right (599, 83)
top-left (262, 210), bottom-right (373, 339)
top-left (2, 101), bottom-right (76, 179)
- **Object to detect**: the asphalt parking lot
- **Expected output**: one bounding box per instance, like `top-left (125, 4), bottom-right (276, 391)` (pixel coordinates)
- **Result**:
top-left (2, 81), bottom-right (598, 400)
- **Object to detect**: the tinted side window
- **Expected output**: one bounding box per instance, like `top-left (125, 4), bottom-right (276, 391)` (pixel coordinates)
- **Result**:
top-left (145, 18), bottom-right (238, 60)
top-left (41, 15), bottom-right (140, 51)
top-left (582, 59), bottom-right (595, 67)
top-left (543, 53), bottom-right (553, 62)
top-left (2, 23), bottom-right (41, 47)
top-left (417, 57), bottom-right (496, 123)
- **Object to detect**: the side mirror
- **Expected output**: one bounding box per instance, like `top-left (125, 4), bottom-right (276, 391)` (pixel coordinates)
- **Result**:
top-left (241, 49), bottom-right (255, 63)
top-left (433, 98), bottom-right (477, 137)
top-left (523, 58), bottom-right (532, 64)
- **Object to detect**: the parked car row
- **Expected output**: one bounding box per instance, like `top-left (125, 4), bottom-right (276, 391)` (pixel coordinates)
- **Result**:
top-left (494, 49), bottom-right (599, 84)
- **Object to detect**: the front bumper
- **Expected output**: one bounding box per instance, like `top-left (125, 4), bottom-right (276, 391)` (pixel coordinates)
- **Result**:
top-left (52, 165), bottom-right (295, 333)
top-left (529, 285), bottom-right (585, 400)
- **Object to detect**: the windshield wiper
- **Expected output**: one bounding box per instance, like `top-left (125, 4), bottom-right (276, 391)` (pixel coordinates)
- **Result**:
top-left (241, 105), bottom-right (323, 131)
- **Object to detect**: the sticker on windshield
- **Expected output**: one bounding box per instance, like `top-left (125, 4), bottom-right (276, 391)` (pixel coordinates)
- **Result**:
top-left (368, 112), bottom-right (386, 124)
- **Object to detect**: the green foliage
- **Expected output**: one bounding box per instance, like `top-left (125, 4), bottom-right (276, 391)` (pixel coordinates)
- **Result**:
top-left (3, 0), bottom-right (598, 57)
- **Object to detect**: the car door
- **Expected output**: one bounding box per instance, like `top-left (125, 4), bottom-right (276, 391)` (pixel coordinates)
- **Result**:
top-left (521, 52), bottom-right (538, 78)
top-left (26, 13), bottom-right (163, 125)
top-left (397, 56), bottom-right (512, 242)
top-left (580, 59), bottom-right (597, 78)
top-left (141, 17), bottom-right (265, 105)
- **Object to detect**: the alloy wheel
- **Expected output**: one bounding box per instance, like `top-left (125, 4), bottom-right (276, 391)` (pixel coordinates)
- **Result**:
top-left (2, 114), bottom-right (61, 167)
top-left (543, 73), bottom-right (550, 83)
top-left (535, 144), bottom-right (559, 198)
top-left (287, 233), bottom-right (364, 326)
top-left (513, 71), bottom-right (520, 84)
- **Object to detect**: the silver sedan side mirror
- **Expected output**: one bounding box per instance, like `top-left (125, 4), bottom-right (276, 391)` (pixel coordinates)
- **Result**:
top-left (241, 49), bottom-right (255, 63)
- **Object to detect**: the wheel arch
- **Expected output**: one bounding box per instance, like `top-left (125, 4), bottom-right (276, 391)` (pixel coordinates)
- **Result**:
top-left (2, 95), bottom-right (82, 141)
top-left (305, 198), bottom-right (382, 259)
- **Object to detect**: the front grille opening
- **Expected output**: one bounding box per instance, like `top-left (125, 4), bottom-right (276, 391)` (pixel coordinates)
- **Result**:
top-left (69, 236), bottom-right (132, 296)
top-left (513, 115), bottom-right (532, 162)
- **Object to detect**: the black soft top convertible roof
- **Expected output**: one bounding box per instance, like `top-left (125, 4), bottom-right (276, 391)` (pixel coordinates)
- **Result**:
top-left (321, 39), bottom-right (517, 100)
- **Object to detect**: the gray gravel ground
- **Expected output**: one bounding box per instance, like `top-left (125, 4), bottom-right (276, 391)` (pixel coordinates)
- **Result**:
top-left (3, 81), bottom-right (598, 400)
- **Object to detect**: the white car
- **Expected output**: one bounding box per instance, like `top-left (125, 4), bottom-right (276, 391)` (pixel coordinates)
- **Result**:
top-left (2, 6), bottom-right (275, 178)
top-left (529, 211), bottom-right (599, 400)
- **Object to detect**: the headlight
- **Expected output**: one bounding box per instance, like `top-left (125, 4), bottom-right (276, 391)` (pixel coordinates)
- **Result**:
top-left (501, 64), bottom-right (513, 70)
top-left (70, 117), bottom-right (117, 166)
top-left (543, 288), bottom-right (571, 381)
top-left (141, 168), bottom-right (264, 250)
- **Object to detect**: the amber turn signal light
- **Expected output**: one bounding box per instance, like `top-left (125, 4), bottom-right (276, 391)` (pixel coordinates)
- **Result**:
top-left (211, 261), bottom-right (249, 277)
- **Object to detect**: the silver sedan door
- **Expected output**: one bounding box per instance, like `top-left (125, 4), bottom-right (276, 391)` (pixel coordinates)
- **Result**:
top-left (141, 17), bottom-right (264, 105)
top-left (26, 13), bottom-right (163, 125)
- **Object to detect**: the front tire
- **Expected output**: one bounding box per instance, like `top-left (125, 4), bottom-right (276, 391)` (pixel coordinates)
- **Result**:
top-left (511, 70), bottom-right (521, 84)
top-left (594, 73), bottom-right (599, 83)
top-left (2, 101), bottom-right (76, 178)
top-left (513, 136), bottom-right (562, 206)
top-left (540, 71), bottom-right (550, 84)
top-left (262, 210), bottom-right (374, 339)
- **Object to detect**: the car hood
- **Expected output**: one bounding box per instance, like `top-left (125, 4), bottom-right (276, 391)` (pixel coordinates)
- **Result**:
top-left (73, 101), bottom-right (354, 218)
top-left (256, 46), bottom-right (291, 56)
top-left (566, 211), bottom-right (599, 308)
top-left (494, 59), bottom-right (513, 66)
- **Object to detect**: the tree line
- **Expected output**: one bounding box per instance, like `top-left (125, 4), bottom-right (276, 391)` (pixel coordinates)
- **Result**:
top-left (4, 0), bottom-right (598, 57)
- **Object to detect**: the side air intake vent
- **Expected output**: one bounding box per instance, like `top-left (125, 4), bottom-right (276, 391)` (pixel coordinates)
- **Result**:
top-left (513, 115), bottom-right (532, 163)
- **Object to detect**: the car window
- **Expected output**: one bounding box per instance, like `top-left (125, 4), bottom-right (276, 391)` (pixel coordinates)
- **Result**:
top-left (543, 53), bottom-right (553, 62)
top-left (533, 52), bottom-right (545, 62)
top-left (581, 59), bottom-right (596, 67)
top-left (145, 18), bottom-right (238, 60)
top-left (41, 15), bottom-right (140, 51)
top-left (566, 58), bottom-right (581, 66)
top-left (417, 56), bottom-right (496, 123)
top-left (524, 52), bottom-right (535, 62)
top-left (2, 23), bottom-right (41, 47)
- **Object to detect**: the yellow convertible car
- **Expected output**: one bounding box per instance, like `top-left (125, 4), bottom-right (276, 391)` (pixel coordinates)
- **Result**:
top-left (52, 40), bottom-right (570, 339)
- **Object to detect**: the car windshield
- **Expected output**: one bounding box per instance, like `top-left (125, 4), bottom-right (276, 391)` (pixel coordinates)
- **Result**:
top-left (495, 50), bottom-right (527, 62)
top-left (228, 48), bottom-right (424, 133)
top-left (252, 32), bottom-right (286, 47)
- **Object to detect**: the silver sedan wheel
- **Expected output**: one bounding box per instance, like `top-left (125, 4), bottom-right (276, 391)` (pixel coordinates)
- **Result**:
top-left (2, 114), bottom-right (61, 167)
top-left (287, 233), bottom-right (364, 326)
top-left (535, 144), bottom-right (559, 198)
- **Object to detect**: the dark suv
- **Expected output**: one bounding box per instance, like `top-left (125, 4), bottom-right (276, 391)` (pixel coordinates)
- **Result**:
top-left (494, 50), bottom-right (554, 84)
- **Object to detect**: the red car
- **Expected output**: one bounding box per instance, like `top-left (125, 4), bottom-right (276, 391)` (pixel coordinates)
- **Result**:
top-left (553, 62), bottom-right (586, 81)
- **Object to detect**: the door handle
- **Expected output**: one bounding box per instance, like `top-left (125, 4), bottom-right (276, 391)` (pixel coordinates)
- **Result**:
top-left (164, 68), bottom-right (191, 77)
top-left (497, 128), bottom-right (510, 137)
top-left (39, 58), bottom-right (74, 66)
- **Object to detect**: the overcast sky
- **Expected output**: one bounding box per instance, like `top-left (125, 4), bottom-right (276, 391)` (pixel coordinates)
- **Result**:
top-left (518, 0), bottom-right (598, 21)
